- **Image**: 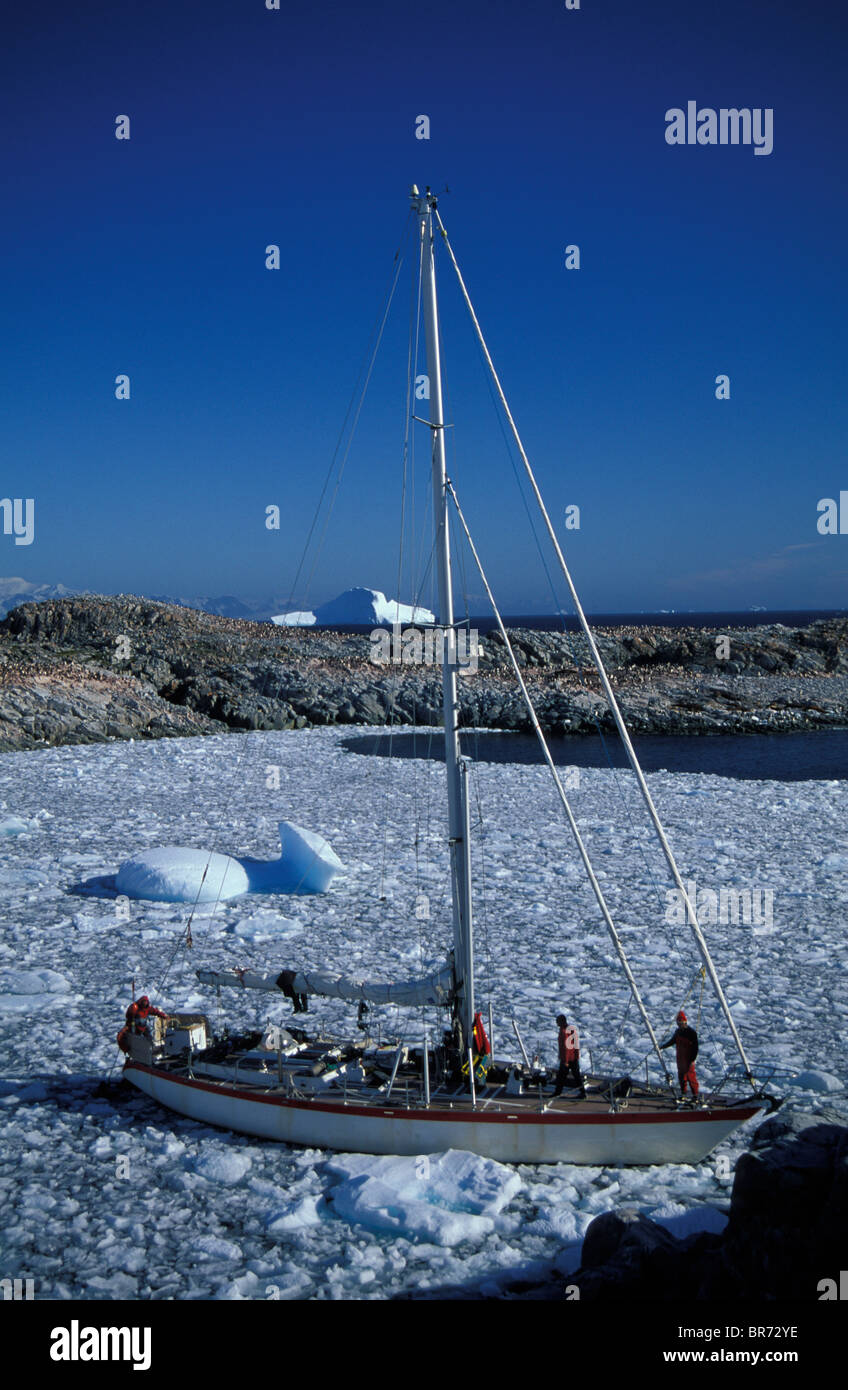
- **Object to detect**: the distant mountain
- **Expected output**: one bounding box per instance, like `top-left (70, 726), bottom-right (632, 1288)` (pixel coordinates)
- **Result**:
top-left (0, 579), bottom-right (435, 627)
top-left (0, 579), bottom-right (269, 623)
top-left (272, 587), bottom-right (436, 627)
top-left (0, 577), bottom-right (81, 618)
top-left (148, 593), bottom-right (261, 620)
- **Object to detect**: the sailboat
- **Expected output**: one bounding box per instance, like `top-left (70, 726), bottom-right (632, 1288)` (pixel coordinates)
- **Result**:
top-left (119, 186), bottom-right (776, 1164)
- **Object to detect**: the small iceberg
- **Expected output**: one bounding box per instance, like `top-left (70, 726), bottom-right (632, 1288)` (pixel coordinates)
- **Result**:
top-left (114, 821), bottom-right (344, 903)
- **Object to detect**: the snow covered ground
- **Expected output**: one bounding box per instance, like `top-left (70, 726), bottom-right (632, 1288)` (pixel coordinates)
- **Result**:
top-left (0, 726), bottom-right (845, 1300)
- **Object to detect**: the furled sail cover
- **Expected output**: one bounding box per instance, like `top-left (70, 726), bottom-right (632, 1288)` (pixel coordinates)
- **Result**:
top-left (196, 962), bottom-right (455, 1008)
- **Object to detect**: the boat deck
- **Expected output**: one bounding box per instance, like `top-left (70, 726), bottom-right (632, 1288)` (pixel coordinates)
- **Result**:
top-left (148, 1053), bottom-right (752, 1117)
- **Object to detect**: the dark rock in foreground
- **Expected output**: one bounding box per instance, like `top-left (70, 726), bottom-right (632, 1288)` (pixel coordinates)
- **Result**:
top-left (568, 1106), bottom-right (848, 1301)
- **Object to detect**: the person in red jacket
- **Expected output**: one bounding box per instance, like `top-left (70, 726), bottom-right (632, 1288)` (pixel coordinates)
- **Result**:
top-left (117, 995), bottom-right (169, 1054)
top-left (462, 1010), bottom-right (491, 1088)
top-left (661, 1009), bottom-right (699, 1098)
top-left (554, 1013), bottom-right (586, 1098)
top-left (472, 1010), bottom-right (490, 1059)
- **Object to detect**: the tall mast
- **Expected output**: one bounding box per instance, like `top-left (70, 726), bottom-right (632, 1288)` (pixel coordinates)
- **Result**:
top-left (412, 185), bottom-right (474, 1054)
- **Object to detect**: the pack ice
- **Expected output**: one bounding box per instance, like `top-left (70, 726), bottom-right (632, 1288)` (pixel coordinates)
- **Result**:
top-left (115, 820), bottom-right (344, 902)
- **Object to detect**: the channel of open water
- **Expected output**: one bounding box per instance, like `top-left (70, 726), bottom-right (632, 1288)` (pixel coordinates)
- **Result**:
top-left (341, 728), bottom-right (848, 781)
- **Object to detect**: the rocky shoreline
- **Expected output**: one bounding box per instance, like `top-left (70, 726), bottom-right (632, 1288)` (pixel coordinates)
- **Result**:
top-left (0, 596), bottom-right (846, 753)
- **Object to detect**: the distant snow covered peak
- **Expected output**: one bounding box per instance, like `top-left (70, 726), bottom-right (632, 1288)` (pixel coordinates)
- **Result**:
top-left (273, 587), bottom-right (436, 627)
top-left (0, 577), bottom-right (78, 617)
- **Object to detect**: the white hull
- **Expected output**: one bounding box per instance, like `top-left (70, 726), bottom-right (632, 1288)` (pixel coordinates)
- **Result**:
top-left (125, 1062), bottom-right (765, 1165)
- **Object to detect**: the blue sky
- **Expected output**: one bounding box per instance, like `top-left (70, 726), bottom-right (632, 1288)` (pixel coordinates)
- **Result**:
top-left (2, 0), bottom-right (846, 615)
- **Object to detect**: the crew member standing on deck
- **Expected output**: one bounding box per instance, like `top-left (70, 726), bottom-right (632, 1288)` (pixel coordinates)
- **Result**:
top-left (117, 995), bottom-right (169, 1053)
top-left (554, 1013), bottom-right (586, 1097)
top-left (661, 1009), bottom-right (699, 1098)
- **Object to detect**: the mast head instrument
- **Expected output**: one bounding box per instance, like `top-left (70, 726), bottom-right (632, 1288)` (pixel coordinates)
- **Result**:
top-left (410, 184), bottom-right (438, 215)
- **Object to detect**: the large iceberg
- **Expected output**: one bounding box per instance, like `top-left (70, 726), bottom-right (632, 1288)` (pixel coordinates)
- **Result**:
top-left (114, 821), bottom-right (344, 903)
top-left (272, 587), bottom-right (435, 627)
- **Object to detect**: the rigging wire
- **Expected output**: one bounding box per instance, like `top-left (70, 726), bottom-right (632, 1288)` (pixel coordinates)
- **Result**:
top-left (377, 223), bottom-right (424, 903)
top-left (300, 227), bottom-right (414, 612)
top-left (152, 214), bottom-right (417, 1004)
top-left (465, 276), bottom-right (688, 994)
top-left (283, 210), bottom-right (416, 617)
top-left (445, 475), bottom-right (670, 1079)
top-left (435, 207), bottom-right (754, 1084)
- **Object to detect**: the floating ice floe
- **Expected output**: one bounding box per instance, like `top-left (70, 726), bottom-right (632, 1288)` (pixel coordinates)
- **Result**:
top-left (192, 1151), bottom-right (253, 1186)
top-left (819, 852), bottom-right (848, 872)
top-left (266, 1195), bottom-right (326, 1235)
top-left (230, 911), bottom-right (302, 942)
top-left (324, 1149), bottom-right (522, 1247)
top-left (0, 814), bottom-right (40, 836)
top-left (787, 1070), bottom-right (843, 1094)
top-left (114, 821), bottom-right (344, 902)
top-left (0, 968), bottom-right (72, 1016)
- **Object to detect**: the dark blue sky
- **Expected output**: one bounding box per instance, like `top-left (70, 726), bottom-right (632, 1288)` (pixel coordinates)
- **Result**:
top-left (2, 0), bottom-right (846, 615)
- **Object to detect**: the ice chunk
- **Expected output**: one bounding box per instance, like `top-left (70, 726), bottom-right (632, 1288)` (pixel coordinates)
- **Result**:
top-left (0, 969), bottom-right (71, 995)
top-left (231, 912), bottom-right (302, 942)
top-left (325, 1150), bottom-right (521, 1247)
top-left (787, 1070), bottom-right (843, 1093)
top-left (266, 1195), bottom-right (326, 1234)
top-left (0, 815), bottom-right (39, 835)
top-left (239, 822), bottom-right (344, 894)
top-left (648, 1201), bottom-right (729, 1239)
top-left (219, 1272), bottom-right (262, 1300)
top-left (193, 1234), bottom-right (242, 1261)
top-left (819, 852), bottom-right (848, 871)
top-left (0, 968), bottom-right (73, 1014)
top-left (115, 848), bottom-right (249, 903)
top-left (114, 822), bottom-right (342, 902)
top-left (86, 1274), bottom-right (139, 1298)
top-left (73, 911), bottom-right (113, 933)
top-left (526, 1204), bottom-right (586, 1243)
top-left (192, 1151), bottom-right (252, 1185)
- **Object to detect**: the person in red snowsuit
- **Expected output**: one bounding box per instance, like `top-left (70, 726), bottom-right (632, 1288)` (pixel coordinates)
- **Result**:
top-left (661, 1009), bottom-right (699, 1097)
top-left (554, 1013), bottom-right (586, 1097)
top-left (117, 995), bottom-right (169, 1054)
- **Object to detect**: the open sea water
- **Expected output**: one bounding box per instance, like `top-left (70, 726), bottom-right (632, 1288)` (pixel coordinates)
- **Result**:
top-left (343, 728), bottom-right (848, 782)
